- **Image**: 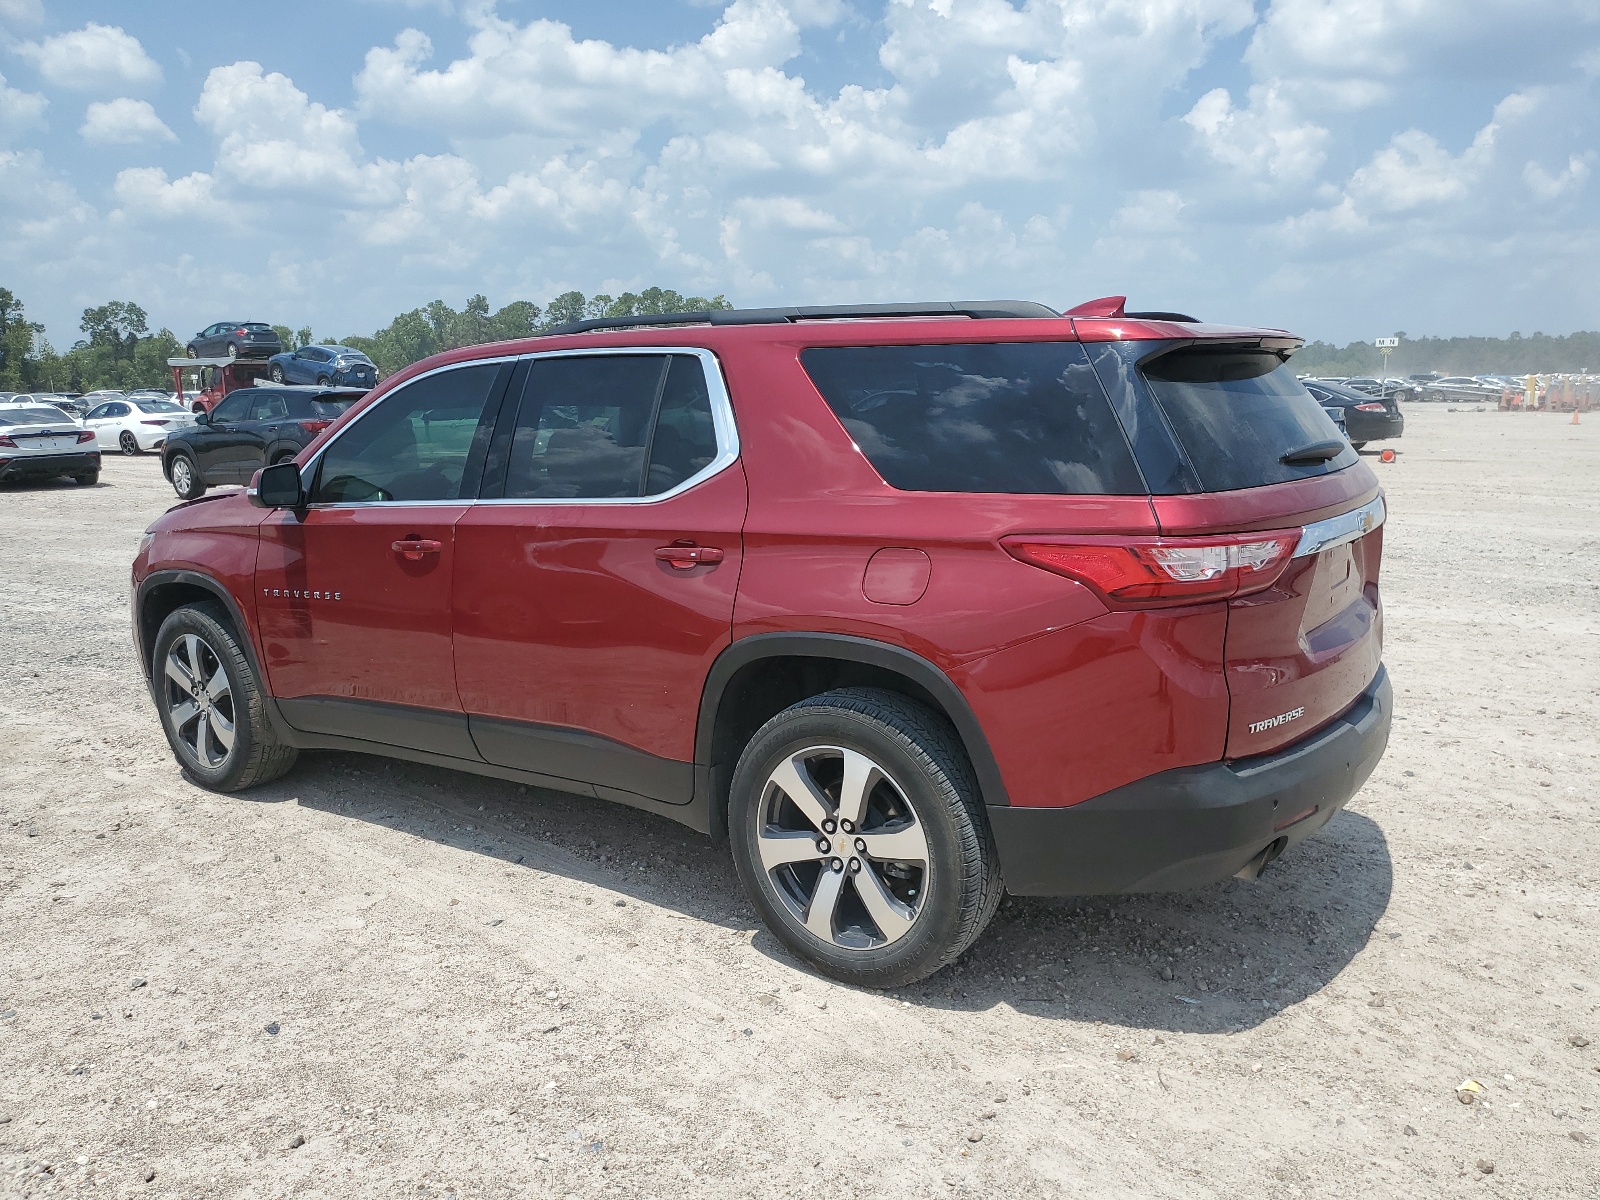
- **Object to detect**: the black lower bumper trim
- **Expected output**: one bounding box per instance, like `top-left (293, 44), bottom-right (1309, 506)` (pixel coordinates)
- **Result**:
top-left (989, 667), bottom-right (1391, 895)
top-left (0, 452), bottom-right (100, 481)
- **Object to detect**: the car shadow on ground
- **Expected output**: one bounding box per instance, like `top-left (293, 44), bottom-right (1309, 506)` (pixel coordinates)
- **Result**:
top-left (255, 750), bottom-right (1392, 1033)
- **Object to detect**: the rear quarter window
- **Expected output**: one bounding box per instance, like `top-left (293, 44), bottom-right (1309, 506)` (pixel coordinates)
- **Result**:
top-left (800, 341), bottom-right (1144, 495)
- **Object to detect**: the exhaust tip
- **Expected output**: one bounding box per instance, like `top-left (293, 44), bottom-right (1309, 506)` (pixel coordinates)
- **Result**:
top-left (1234, 836), bottom-right (1289, 881)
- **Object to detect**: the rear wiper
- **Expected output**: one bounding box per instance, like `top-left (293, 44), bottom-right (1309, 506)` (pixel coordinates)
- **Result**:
top-left (1280, 439), bottom-right (1347, 465)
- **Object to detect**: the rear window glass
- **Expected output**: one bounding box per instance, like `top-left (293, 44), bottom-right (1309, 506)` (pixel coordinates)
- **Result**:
top-left (1, 407), bottom-right (74, 425)
top-left (800, 342), bottom-right (1144, 495)
top-left (133, 399), bottom-right (185, 413)
top-left (1141, 348), bottom-right (1355, 491)
top-left (311, 397), bottom-right (357, 419)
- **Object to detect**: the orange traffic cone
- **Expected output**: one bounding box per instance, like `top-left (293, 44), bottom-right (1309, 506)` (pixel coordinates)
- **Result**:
top-left (1380, 448), bottom-right (1396, 462)
top-left (1573, 409), bottom-right (1581, 426)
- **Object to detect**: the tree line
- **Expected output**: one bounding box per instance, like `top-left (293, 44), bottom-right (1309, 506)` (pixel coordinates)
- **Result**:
top-left (0, 286), bottom-right (730, 393)
top-left (1293, 330), bottom-right (1600, 378)
top-left (6, 284), bottom-right (1596, 394)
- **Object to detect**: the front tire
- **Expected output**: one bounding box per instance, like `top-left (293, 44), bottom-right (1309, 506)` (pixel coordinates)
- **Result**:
top-left (728, 688), bottom-right (1001, 988)
top-left (169, 453), bottom-right (206, 500)
top-left (269, 365), bottom-right (285, 382)
top-left (186, 345), bottom-right (198, 359)
top-left (153, 603), bottom-right (297, 791)
top-left (226, 343), bottom-right (239, 361)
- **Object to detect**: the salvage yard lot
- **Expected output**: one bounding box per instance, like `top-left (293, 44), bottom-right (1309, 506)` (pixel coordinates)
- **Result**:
top-left (1, 406), bottom-right (1596, 1198)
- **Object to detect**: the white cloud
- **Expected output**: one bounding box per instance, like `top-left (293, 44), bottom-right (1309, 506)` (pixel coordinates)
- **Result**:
top-left (112, 167), bottom-right (229, 221)
top-left (16, 23), bottom-right (163, 91)
top-left (80, 97), bottom-right (175, 145)
top-left (0, 72), bottom-right (46, 144)
top-left (194, 61), bottom-right (399, 203)
top-left (1524, 153), bottom-right (1592, 200)
top-left (1184, 84), bottom-right (1328, 183)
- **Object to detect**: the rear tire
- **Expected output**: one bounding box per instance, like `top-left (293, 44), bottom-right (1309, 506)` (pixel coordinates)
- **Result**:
top-left (317, 375), bottom-right (331, 386)
top-left (119, 430), bottom-right (140, 456)
top-left (1350, 441), bottom-right (1368, 451)
top-left (170, 453), bottom-right (205, 500)
top-left (728, 688), bottom-right (1001, 988)
top-left (153, 603), bottom-right (297, 792)
top-left (73, 470), bottom-right (99, 486)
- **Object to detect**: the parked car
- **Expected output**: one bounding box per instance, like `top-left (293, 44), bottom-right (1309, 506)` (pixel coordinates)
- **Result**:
top-left (1420, 376), bottom-right (1502, 403)
top-left (132, 298), bottom-right (1390, 987)
top-left (1302, 379), bottom-right (1405, 449)
top-left (267, 344), bottom-right (378, 389)
top-left (161, 385), bottom-right (363, 499)
top-left (0, 403), bottom-right (100, 484)
top-left (8, 392), bottom-right (82, 417)
top-left (185, 322), bottom-right (283, 360)
top-left (83, 396), bottom-right (197, 455)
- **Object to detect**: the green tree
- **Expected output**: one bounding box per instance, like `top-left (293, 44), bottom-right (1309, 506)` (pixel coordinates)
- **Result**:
top-left (0, 288), bottom-right (45, 391)
top-left (80, 301), bottom-right (149, 363)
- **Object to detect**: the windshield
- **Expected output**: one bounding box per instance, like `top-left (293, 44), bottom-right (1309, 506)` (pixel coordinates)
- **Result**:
top-left (133, 400), bottom-right (186, 413)
top-left (1, 407), bottom-right (76, 426)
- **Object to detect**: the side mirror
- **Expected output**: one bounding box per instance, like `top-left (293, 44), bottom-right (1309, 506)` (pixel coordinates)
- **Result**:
top-left (193, 411), bottom-right (211, 425)
top-left (251, 460), bottom-right (305, 509)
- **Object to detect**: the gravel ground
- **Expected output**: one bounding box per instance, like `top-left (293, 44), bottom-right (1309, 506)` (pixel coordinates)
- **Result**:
top-left (1, 406), bottom-right (1596, 1198)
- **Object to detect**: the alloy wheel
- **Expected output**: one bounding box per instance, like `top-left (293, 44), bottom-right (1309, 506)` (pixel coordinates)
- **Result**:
top-left (119, 431), bottom-right (139, 455)
top-left (163, 633), bottom-right (236, 770)
top-left (756, 745), bottom-right (929, 951)
top-left (171, 457), bottom-right (193, 494)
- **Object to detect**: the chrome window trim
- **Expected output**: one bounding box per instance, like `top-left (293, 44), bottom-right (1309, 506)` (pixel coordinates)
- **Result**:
top-left (1291, 494), bottom-right (1386, 559)
top-left (298, 346), bottom-right (739, 509)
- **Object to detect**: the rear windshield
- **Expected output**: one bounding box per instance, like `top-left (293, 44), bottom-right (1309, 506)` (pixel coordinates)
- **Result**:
top-left (800, 342), bottom-right (1144, 495)
top-left (1, 407), bottom-right (74, 425)
top-left (244, 323), bottom-right (275, 331)
top-left (1141, 347), bottom-right (1355, 491)
top-left (310, 397), bottom-right (357, 419)
top-left (133, 399), bottom-right (185, 413)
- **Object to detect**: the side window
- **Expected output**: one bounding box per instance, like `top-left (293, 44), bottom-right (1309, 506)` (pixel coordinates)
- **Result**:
top-left (210, 393), bottom-right (249, 422)
top-left (503, 356), bottom-right (669, 499)
top-left (248, 393), bottom-right (289, 422)
top-left (86, 404), bottom-right (111, 420)
top-left (107, 402), bottom-right (129, 417)
top-left (644, 356), bottom-right (719, 495)
top-left (310, 362), bottom-right (504, 504)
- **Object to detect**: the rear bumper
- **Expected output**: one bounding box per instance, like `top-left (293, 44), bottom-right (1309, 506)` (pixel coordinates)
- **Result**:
top-left (989, 666), bottom-right (1391, 895)
top-left (1347, 411), bottom-right (1404, 441)
top-left (0, 450), bottom-right (100, 481)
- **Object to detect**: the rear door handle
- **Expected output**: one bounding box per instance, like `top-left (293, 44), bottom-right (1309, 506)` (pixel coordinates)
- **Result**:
top-left (655, 544), bottom-right (724, 569)
top-left (392, 538), bottom-right (443, 561)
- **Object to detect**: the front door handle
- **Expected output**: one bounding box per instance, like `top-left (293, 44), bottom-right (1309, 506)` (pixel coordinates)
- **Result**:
top-left (392, 538), bottom-right (443, 561)
top-left (655, 544), bottom-right (724, 570)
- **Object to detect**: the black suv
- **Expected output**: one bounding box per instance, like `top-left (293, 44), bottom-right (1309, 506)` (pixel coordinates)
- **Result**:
top-left (162, 385), bottom-right (361, 499)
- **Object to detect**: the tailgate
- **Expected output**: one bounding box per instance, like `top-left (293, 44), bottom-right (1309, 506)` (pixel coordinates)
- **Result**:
top-left (1221, 499), bottom-right (1384, 756)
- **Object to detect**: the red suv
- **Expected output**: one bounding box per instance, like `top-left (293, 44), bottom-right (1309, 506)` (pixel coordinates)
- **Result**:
top-left (132, 298), bottom-right (1390, 987)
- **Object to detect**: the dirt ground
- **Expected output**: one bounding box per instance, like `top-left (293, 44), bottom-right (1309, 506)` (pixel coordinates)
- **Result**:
top-left (1, 406), bottom-right (1596, 1199)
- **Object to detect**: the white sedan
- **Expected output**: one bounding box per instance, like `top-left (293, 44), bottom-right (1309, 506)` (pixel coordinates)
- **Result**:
top-left (0, 403), bottom-right (100, 484)
top-left (83, 397), bottom-right (197, 455)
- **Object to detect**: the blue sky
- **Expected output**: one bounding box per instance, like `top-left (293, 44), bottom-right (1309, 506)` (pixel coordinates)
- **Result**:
top-left (2, 0), bottom-right (1597, 348)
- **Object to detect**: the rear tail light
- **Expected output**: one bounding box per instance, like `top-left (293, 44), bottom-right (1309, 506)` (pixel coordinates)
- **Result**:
top-left (235, 328), bottom-right (248, 336)
top-left (299, 419), bottom-right (332, 434)
top-left (141, 419), bottom-right (170, 426)
top-left (1354, 402), bottom-right (1386, 413)
top-left (77, 430), bottom-right (96, 443)
top-left (1002, 531), bottom-right (1299, 607)
top-left (0, 435), bottom-right (15, 448)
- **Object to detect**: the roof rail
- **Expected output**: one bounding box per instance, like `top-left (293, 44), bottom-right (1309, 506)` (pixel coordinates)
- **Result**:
top-left (544, 300), bottom-right (1060, 337)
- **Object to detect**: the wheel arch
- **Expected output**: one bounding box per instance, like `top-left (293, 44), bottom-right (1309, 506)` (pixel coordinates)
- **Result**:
top-left (696, 633), bottom-right (1010, 838)
top-left (137, 570), bottom-right (264, 690)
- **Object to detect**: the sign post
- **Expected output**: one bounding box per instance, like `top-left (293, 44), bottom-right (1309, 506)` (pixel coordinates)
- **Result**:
top-left (1374, 336), bottom-right (1400, 378)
